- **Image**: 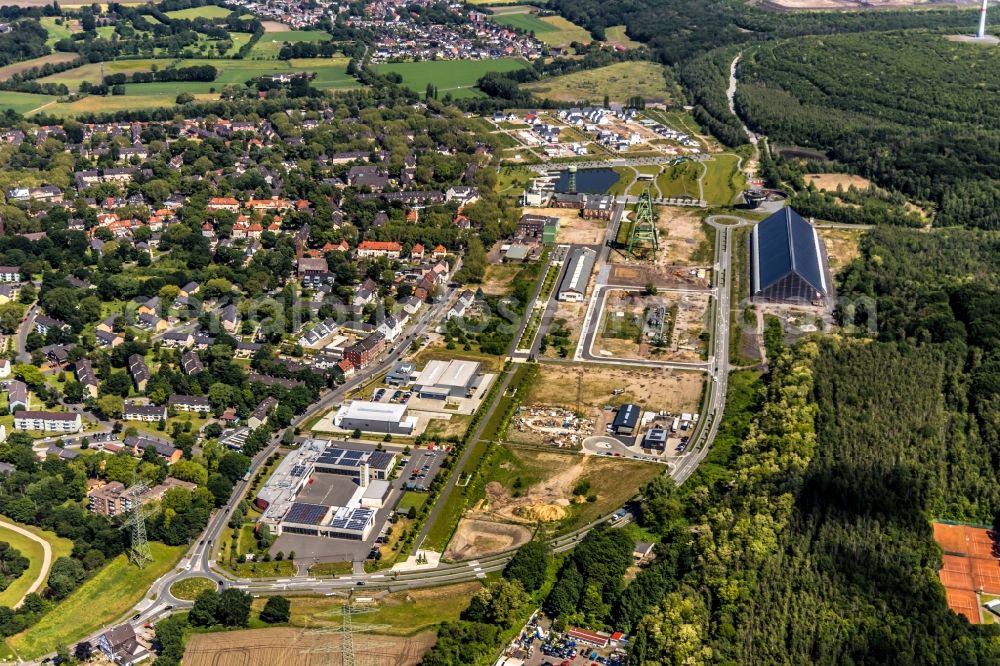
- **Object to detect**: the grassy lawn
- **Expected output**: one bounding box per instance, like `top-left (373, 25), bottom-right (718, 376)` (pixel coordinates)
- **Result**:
top-left (307, 561), bottom-right (353, 576)
top-left (423, 414), bottom-right (473, 441)
top-left (396, 491), bottom-right (428, 514)
top-left (657, 160), bottom-right (701, 199)
top-left (702, 153), bottom-right (745, 207)
top-left (605, 25), bottom-right (641, 48)
top-left (0, 91), bottom-right (56, 115)
top-left (0, 518), bottom-right (74, 608)
top-left (8, 542), bottom-right (186, 659)
top-left (375, 58), bottom-right (527, 99)
top-left (254, 582), bottom-right (481, 635)
top-left (249, 30), bottom-right (332, 59)
top-left (40, 18), bottom-right (78, 48)
top-left (223, 559), bottom-right (295, 578)
top-left (164, 5), bottom-right (232, 18)
top-left (412, 347), bottom-right (506, 373)
top-left (170, 577), bottom-right (217, 601)
top-left (524, 61), bottom-right (671, 104)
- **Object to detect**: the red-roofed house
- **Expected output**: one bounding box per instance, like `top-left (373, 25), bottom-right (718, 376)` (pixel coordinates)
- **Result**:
top-left (337, 359), bottom-right (355, 378)
top-left (207, 197), bottom-right (240, 212)
top-left (432, 244), bottom-right (447, 259)
top-left (357, 241), bottom-right (402, 259)
top-left (410, 243), bottom-right (424, 259)
top-left (247, 198), bottom-right (291, 211)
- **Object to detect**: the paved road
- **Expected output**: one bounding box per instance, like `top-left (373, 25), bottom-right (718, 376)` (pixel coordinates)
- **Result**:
top-left (0, 518), bottom-right (52, 608)
top-left (15, 304), bottom-right (37, 364)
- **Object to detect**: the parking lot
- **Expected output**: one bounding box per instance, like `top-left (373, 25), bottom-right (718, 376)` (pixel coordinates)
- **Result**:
top-left (501, 611), bottom-right (629, 666)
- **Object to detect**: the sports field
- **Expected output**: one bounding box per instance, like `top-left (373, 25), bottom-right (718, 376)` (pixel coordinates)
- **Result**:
top-left (7, 542), bottom-right (186, 659)
top-left (249, 29), bottom-right (333, 59)
top-left (164, 4), bottom-right (232, 18)
top-left (489, 10), bottom-right (591, 45)
top-left (934, 522), bottom-right (1000, 624)
top-left (524, 61), bottom-right (671, 104)
top-left (376, 57), bottom-right (527, 98)
top-left (0, 518), bottom-right (73, 609)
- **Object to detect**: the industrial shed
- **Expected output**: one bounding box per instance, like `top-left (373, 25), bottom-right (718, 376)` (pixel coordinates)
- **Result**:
top-left (750, 207), bottom-right (828, 305)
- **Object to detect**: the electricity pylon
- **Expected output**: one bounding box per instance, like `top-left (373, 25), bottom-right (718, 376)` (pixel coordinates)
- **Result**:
top-left (301, 600), bottom-right (394, 666)
top-left (627, 187), bottom-right (659, 260)
top-left (119, 474), bottom-right (153, 568)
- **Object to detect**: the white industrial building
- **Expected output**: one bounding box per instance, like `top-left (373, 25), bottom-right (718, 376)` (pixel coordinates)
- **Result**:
top-left (413, 359), bottom-right (481, 399)
top-left (255, 439), bottom-right (396, 542)
top-left (333, 400), bottom-right (417, 435)
top-left (558, 247), bottom-right (596, 302)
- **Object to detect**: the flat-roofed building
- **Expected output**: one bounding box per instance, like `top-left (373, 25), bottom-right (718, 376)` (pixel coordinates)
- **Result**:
top-left (314, 446), bottom-right (397, 486)
top-left (413, 359), bottom-right (481, 399)
top-left (333, 400), bottom-right (416, 436)
top-left (279, 502), bottom-right (376, 541)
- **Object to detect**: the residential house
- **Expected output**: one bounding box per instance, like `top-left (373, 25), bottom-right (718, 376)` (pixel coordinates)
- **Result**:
top-left (357, 241), bottom-right (402, 259)
top-left (97, 624), bottom-right (149, 666)
top-left (76, 359), bottom-right (98, 399)
top-left (124, 403), bottom-right (166, 422)
top-left (128, 354), bottom-right (150, 392)
top-left (168, 395), bottom-right (211, 413)
top-left (344, 332), bottom-right (385, 370)
top-left (181, 350), bottom-right (204, 376)
top-left (14, 411), bottom-right (82, 433)
top-left (7, 380), bottom-right (27, 413)
top-left (248, 396), bottom-right (277, 429)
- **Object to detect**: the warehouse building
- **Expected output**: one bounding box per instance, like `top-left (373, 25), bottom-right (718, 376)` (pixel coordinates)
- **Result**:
top-left (413, 360), bottom-right (481, 399)
top-left (612, 403), bottom-right (640, 436)
top-left (333, 400), bottom-right (416, 435)
top-left (558, 247), bottom-right (596, 302)
top-left (750, 207), bottom-right (828, 305)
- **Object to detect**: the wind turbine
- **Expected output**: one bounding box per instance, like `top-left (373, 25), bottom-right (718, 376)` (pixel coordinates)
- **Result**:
top-left (977, 0), bottom-right (989, 40)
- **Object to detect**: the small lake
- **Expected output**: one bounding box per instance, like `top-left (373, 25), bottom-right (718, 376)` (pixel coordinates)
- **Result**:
top-left (553, 168), bottom-right (619, 194)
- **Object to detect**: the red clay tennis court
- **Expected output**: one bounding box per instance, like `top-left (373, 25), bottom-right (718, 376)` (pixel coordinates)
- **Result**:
top-left (933, 522), bottom-right (1000, 624)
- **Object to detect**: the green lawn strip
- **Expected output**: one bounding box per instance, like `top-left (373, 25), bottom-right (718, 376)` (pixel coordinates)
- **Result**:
top-left (8, 542), bottom-right (187, 659)
top-left (307, 561), bottom-right (353, 576)
top-left (170, 577), bottom-right (217, 601)
top-left (0, 518), bottom-right (74, 608)
top-left (396, 491), bottom-right (427, 513)
top-left (702, 153), bottom-right (744, 206)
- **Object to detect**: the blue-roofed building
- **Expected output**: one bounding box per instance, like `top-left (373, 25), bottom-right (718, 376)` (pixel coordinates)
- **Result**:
top-left (750, 207), bottom-right (828, 305)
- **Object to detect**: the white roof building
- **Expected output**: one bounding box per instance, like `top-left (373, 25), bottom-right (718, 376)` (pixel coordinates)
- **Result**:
top-left (413, 359), bottom-right (480, 399)
top-left (333, 400), bottom-right (416, 435)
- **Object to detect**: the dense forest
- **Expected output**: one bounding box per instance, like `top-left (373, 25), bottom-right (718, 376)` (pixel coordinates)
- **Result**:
top-left (736, 33), bottom-right (1000, 229)
top-left (547, 0), bottom-right (994, 64)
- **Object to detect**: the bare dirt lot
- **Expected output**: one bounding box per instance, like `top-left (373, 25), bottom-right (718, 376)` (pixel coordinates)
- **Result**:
top-left (185, 627), bottom-right (435, 666)
top-left (596, 289), bottom-right (710, 362)
top-left (542, 300), bottom-right (586, 358)
top-left (454, 448), bottom-right (664, 551)
top-left (260, 20), bottom-right (291, 31)
top-left (522, 207), bottom-right (607, 245)
top-left (444, 518), bottom-right (533, 560)
top-left (818, 227), bottom-right (865, 272)
top-left (482, 262), bottom-right (522, 296)
top-left (804, 173), bottom-right (873, 191)
top-left (529, 362), bottom-right (703, 412)
top-left (658, 207), bottom-right (711, 265)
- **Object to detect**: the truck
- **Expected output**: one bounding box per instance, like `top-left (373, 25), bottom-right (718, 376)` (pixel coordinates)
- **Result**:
top-left (670, 417), bottom-right (680, 433)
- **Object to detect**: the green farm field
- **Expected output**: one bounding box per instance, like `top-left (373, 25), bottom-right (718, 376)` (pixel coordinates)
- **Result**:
top-left (0, 518), bottom-right (73, 609)
top-left (0, 53), bottom-right (80, 82)
top-left (17, 57), bottom-right (358, 116)
top-left (7, 542), bottom-right (186, 659)
top-left (489, 10), bottom-right (591, 45)
top-left (164, 4), bottom-right (232, 18)
top-left (376, 58), bottom-right (527, 98)
top-left (249, 29), bottom-right (333, 59)
top-left (524, 61), bottom-right (671, 103)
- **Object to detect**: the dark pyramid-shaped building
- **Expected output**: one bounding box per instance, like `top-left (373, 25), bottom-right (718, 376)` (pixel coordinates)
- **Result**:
top-left (750, 207), bottom-right (828, 304)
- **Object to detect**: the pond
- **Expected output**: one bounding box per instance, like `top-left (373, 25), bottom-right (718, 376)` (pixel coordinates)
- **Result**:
top-left (554, 168), bottom-right (619, 194)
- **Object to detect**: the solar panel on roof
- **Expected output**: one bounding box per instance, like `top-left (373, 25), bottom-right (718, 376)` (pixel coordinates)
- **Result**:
top-left (285, 503), bottom-right (328, 525)
top-left (290, 465), bottom-right (306, 477)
